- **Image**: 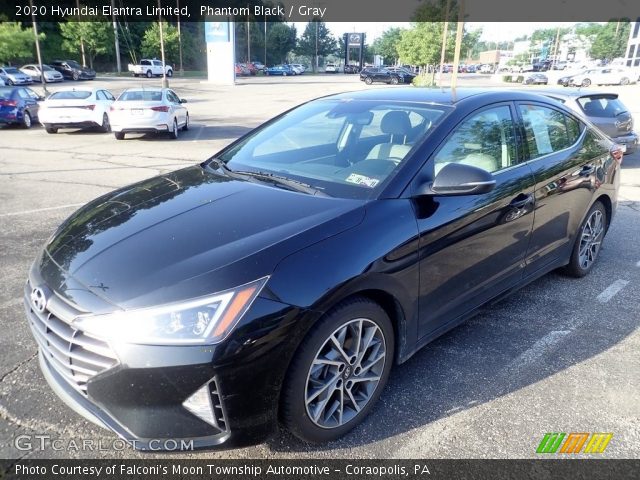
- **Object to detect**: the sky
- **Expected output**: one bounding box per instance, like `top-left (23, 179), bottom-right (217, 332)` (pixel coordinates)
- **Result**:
top-left (293, 22), bottom-right (583, 43)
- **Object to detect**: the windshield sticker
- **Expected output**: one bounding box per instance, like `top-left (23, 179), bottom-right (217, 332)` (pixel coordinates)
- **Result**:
top-left (345, 173), bottom-right (380, 188)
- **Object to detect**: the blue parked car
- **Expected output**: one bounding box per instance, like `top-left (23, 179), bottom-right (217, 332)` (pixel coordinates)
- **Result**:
top-left (265, 65), bottom-right (294, 76)
top-left (0, 86), bottom-right (42, 128)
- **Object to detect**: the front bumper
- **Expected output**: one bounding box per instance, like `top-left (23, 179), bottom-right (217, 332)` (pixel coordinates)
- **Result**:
top-left (25, 275), bottom-right (306, 450)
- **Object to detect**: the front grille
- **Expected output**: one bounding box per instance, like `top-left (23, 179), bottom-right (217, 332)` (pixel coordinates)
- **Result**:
top-left (24, 282), bottom-right (118, 395)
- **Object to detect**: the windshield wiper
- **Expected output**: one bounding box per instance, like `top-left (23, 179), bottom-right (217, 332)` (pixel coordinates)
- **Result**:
top-left (231, 170), bottom-right (330, 197)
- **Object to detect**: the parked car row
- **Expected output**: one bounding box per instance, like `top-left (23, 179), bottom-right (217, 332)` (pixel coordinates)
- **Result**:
top-left (0, 85), bottom-right (190, 141)
top-left (557, 67), bottom-right (636, 87)
top-left (0, 60), bottom-right (95, 86)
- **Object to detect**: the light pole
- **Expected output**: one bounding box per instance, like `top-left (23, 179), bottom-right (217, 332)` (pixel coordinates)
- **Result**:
top-left (76, 0), bottom-right (87, 67)
top-left (111, 0), bottom-right (121, 73)
top-left (438, 0), bottom-right (451, 86)
top-left (158, 0), bottom-right (168, 88)
top-left (177, 0), bottom-right (184, 75)
top-left (247, 18), bottom-right (251, 62)
top-left (315, 20), bottom-right (319, 72)
top-left (29, 0), bottom-right (47, 95)
top-left (264, 19), bottom-right (267, 65)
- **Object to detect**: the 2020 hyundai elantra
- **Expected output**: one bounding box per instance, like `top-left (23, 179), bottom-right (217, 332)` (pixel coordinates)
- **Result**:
top-left (24, 88), bottom-right (622, 450)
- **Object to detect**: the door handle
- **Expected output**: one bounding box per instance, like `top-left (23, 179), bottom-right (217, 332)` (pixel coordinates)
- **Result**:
top-left (509, 193), bottom-right (534, 209)
top-left (579, 165), bottom-right (595, 176)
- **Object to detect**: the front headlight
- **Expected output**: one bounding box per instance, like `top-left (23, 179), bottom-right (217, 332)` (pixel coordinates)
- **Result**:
top-left (75, 277), bottom-right (268, 345)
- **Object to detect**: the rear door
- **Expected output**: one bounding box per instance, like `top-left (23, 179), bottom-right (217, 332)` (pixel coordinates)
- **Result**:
top-left (515, 102), bottom-right (599, 275)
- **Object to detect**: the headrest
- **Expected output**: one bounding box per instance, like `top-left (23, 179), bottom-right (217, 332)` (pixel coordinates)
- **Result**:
top-left (381, 111), bottom-right (412, 136)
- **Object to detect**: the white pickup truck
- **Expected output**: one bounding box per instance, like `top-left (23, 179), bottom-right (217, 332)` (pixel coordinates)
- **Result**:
top-left (128, 59), bottom-right (173, 78)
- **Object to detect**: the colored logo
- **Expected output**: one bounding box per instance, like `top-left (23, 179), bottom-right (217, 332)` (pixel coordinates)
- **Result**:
top-left (536, 432), bottom-right (613, 454)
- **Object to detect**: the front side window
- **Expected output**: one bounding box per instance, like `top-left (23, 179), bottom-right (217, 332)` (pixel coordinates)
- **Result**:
top-left (518, 104), bottom-right (574, 159)
top-left (216, 99), bottom-right (451, 199)
top-left (433, 105), bottom-right (518, 174)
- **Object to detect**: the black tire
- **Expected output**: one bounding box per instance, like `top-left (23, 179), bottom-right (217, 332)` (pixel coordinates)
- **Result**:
top-left (581, 78), bottom-right (591, 87)
top-left (561, 201), bottom-right (607, 278)
top-left (620, 77), bottom-right (630, 86)
top-left (281, 297), bottom-right (394, 443)
top-left (146, 70), bottom-right (152, 78)
top-left (364, 77), bottom-right (373, 85)
top-left (181, 114), bottom-right (189, 131)
top-left (22, 111), bottom-right (32, 129)
top-left (45, 125), bottom-right (58, 134)
top-left (167, 69), bottom-right (173, 78)
top-left (169, 119), bottom-right (178, 139)
top-left (72, 71), bottom-right (79, 81)
top-left (390, 76), bottom-right (399, 85)
top-left (100, 113), bottom-right (111, 133)
top-left (114, 132), bottom-right (125, 140)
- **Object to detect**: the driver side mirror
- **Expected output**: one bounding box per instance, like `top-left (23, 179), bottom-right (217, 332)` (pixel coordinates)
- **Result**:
top-left (414, 162), bottom-right (497, 197)
top-left (179, 99), bottom-right (188, 104)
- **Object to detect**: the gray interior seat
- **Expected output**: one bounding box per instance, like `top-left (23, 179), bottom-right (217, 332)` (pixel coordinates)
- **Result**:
top-left (366, 111), bottom-right (413, 163)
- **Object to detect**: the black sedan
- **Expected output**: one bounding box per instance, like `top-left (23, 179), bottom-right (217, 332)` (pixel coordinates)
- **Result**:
top-left (359, 67), bottom-right (412, 85)
top-left (25, 88), bottom-right (621, 450)
top-left (50, 59), bottom-right (96, 81)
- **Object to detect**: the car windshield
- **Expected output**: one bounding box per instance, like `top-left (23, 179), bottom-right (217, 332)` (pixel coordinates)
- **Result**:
top-left (118, 90), bottom-right (163, 101)
top-left (215, 99), bottom-right (451, 199)
top-left (49, 91), bottom-right (92, 100)
top-left (4, 68), bottom-right (20, 74)
top-left (42, 65), bottom-right (55, 71)
top-left (578, 96), bottom-right (627, 118)
top-left (66, 61), bottom-right (82, 69)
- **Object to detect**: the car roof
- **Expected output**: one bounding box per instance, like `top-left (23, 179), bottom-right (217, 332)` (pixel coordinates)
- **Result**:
top-left (527, 87), bottom-right (619, 100)
top-left (326, 87), bottom-right (567, 106)
top-left (50, 86), bottom-right (101, 93)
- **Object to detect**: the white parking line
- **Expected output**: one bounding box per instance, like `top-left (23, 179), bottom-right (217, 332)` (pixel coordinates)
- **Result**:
top-left (0, 203), bottom-right (84, 217)
top-left (509, 330), bottom-right (571, 369)
top-left (596, 279), bottom-right (630, 303)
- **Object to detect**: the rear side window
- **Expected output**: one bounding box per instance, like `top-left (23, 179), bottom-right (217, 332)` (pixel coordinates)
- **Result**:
top-left (577, 96), bottom-right (627, 118)
top-left (518, 104), bottom-right (575, 159)
top-left (566, 116), bottom-right (583, 144)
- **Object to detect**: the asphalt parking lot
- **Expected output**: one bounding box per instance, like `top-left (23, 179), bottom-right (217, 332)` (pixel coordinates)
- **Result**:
top-left (0, 74), bottom-right (639, 460)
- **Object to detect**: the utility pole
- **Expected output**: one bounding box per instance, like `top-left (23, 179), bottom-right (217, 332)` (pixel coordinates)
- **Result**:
top-left (29, 0), bottom-right (47, 95)
top-left (75, 0), bottom-right (87, 67)
top-left (315, 20), bottom-right (319, 72)
top-left (264, 19), bottom-right (267, 65)
top-left (247, 18), bottom-right (251, 62)
top-left (111, 0), bottom-right (121, 73)
top-left (438, 0), bottom-right (451, 86)
top-left (552, 27), bottom-right (560, 69)
top-left (450, 0), bottom-right (465, 91)
top-left (177, 0), bottom-right (184, 75)
top-left (158, 0), bottom-right (168, 88)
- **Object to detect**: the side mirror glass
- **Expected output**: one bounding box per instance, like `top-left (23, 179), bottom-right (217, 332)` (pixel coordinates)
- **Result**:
top-left (415, 162), bottom-right (497, 197)
top-left (180, 99), bottom-right (188, 104)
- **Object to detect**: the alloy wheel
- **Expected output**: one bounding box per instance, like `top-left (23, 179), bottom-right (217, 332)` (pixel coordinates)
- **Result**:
top-left (578, 209), bottom-right (604, 270)
top-left (304, 318), bottom-right (386, 429)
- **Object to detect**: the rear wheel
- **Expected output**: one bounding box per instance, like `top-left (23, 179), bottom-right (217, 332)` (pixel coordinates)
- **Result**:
top-left (114, 132), bottom-right (125, 140)
top-left (167, 69), bottom-right (173, 77)
top-left (72, 71), bottom-right (79, 81)
top-left (22, 111), bottom-right (32, 129)
top-left (281, 297), bottom-right (394, 443)
top-left (100, 113), bottom-right (110, 132)
top-left (581, 78), bottom-right (591, 87)
top-left (45, 125), bottom-right (58, 134)
top-left (364, 77), bottom-right (373, 85)
top-left (169, 119), bottom-right (179, 139)
top-left (390, 77), bottom-right (399, 85)
top-left (620, 77), bottom-right (630, 86)
top-left (146, 70), bottom-right (152, 78)
top-left (562, 201), bottom-right (607, 277)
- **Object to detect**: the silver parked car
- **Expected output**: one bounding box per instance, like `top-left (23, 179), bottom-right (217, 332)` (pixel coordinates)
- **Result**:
top-left (0, 66), bottom-right (33, 86)
top-left (539, 88), bottom-right (638, 153)
top-left (20, 64), bottom-right (64, 83)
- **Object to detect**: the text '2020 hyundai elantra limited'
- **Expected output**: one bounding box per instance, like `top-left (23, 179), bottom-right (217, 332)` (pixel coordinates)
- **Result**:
top-left (24, 88), bottom-right (622, 450)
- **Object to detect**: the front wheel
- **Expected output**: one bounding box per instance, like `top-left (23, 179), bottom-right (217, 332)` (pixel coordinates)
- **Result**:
top-left (166, 69), bottom-right (173, 78)
top-left (22, 111), bottom-right (32, 129)
top-left (390, 77), bottom-right (399, 85)
top-left (562, 201), bottom-right (607, 278)
top-left (72, 71), bottom-right (79, 81)
top-left (169, 119), bottom-right (178, 139)
top-left (100, 113), bottom-right (110, 132)
top-left (114, 132), bottom-right (125, 140)
top-left (181, 114), bottom-right (189, 131)
top-left (281, 297), bottom-right (394, 443)
top-left (581, 78), bottom-right (591, 87)
top-left (620, 77), bottom-right (630, 86)
top-left (146, 70), bottom-right (152, 78)
top-left (364, 77), bottom-right (373, 85)
top-left (45, 125), bottom-right (58, 134)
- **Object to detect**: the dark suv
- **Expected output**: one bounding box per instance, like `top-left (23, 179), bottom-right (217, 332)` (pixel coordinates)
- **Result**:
top-left (50, 60), bottom-right (96, 81)
top-left (359, 67), bottom-right (412, 85)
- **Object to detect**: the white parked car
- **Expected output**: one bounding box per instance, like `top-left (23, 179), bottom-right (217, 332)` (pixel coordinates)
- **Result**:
top-left (39, 87), bottom-right (116, 133)
top-left (569, 67), bottom-right (635, 87)
top-left (20, 64), bottom-right (64, 83)
top-left (290, 64), bottom-right (305, 74)
top-left (325, 63), bottom-right (338, 73)
top-left (109, 88), bottom-right (188, 140)
top-left (127, 59), bottom-right (173, 78)
top-left (0, 66), bottom-right (33, 85)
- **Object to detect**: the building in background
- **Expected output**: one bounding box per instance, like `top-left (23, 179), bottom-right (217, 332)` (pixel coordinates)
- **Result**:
top-left (625, 19), bottom-right (640, 68)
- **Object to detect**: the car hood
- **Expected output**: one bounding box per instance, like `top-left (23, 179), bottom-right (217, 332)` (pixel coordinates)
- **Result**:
top-left (42, 166), bottom-right (365, 310)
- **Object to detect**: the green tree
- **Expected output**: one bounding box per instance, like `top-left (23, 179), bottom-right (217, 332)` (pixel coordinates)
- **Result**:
top-left (372, 27), bottom-right (404, 65)
top-left (59, 21), bottom-right (114, 69)
top-left (140, 22), bottom-right (180, 64)
top-left (266, 23), bottom-right (296, 65)
top-left (295, 20), bottom-right (337, 71)
top-left (397, 23), bottom-right (453, 67)
top-left (589, 20), bottom-right (630, 61)
top-left (0, 22), bottom-right (43, 64)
